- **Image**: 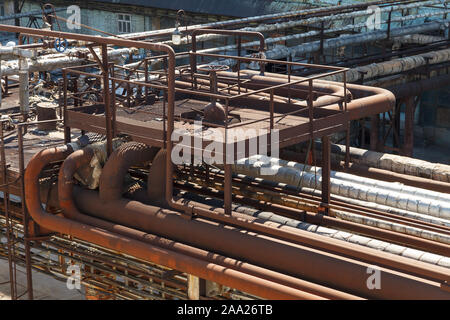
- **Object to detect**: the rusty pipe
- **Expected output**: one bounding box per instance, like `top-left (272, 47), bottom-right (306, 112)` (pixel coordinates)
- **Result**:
top-left (233, 70), bottom-right (396, 120)
top-left (99, 142), bottom-right (159, 202)
top-left (26, 147), bottom-right (319, 300)
top-left (205, 71), bottom-right (351, 107)
top-left (53, 144), bottom-right (450, 298)
top-left (70, 175), bottom-right (450, 300)
top-left (55, 146), bottom-right (337, 299)
top-left (67, 190), bottom-right (358, 300)
top-left (75, 194), bottom-right (450, 299)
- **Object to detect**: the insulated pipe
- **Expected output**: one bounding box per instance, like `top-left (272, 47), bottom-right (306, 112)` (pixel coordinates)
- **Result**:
top-left (181, 171), bottom-right (450, 255)
top-left (218, 199), bottom-right (450, 268)
top-left (153, 0), bottom-right (448, 45)
top-left (0, 48), bottom-right (135, 76)
top-left (123, 0), bottom-right (424, 40)
top-left (210, 21), bottom-right (448, 68)
top-left (26, 147), bottom-right (316, 300)
top-left (187, 8), bottom-right (450, 54)
top-left (67, 151), bottom-right (450, 298)
top-left (57, 147), bottom-right (357, 299)
top-left (233, 155), bottom-right (450, 220)
top-left (323, 47), bottom-right (450, 83)
top-left (297, 142), bottom-right (450, 184)
top-left (18, 58), bottom-right (29, 114)
top-left (273, 157), bottom-right (450, 204)
top-left (99, 142), bottom-right (159, 202)
top-left (394, 34), bottom-right (447, 45)
top-left (281, 149), bottom-right (450, 197)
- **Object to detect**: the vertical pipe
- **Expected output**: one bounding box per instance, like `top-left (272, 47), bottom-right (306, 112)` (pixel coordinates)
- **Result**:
top-left (370, 114), bottom-right (379, 151)
top-left (224, 164), bottom-right (233, 215)
top-left (343, 71), bottom-right (350, 168)
top-left (321, 135), bottom-right (330, 213)
top-left (62, 69), bottom-right (70, 144)
top-left (18, 58), bottom-right (29, 115)
top-left (270, 89), bottom-right (274, 130)
top-left (111, 65), bottom-right (117, 138)
top-left (101, 44), bottom-right (113, 156)
top-left (17, 125), bottom-right (34, 300)
top-left (403, 96), bottom-right (415, 157)
top-left (308, 79), bottom-right (313, 138)
top-left (144, 59), bottom-right (149, 98)
top-left (0, 58), bottom-right (2, 109)
top-left (1, 124), bottom-right (16, 300)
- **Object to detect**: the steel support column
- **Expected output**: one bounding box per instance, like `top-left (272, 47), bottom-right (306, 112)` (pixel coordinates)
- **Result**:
top-left (320, 135), bottom-right (331, 214)
top-left (403, 96), bottom-right (415, 157)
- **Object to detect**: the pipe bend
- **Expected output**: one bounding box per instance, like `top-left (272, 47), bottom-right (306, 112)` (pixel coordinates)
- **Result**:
top-left (25, 146), bottom-right (317, 300)
top-left (99, 141), bottom-right (159, 202)
top-left (58, 147), bottom-right (95, 220)
top-left (25, 145), bottom-right (73, 228)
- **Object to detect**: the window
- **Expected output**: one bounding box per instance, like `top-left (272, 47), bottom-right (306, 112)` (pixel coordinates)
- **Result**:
top-left (0, 1), bottom-right (4, 17)
top-left (118, 14), bottom-right (131, 34)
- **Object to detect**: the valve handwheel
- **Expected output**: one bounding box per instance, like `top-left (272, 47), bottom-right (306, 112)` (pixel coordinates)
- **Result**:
top-left (54, 38), bottom-right (68, 53)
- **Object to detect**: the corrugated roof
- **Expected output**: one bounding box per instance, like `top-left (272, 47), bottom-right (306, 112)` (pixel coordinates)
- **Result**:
top-left (91, 0), bottom-right (310, 17)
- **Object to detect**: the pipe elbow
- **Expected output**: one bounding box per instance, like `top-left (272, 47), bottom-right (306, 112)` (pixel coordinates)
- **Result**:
top-left (24, 145), bottom-right (72, 227)
top-left (58, 147), bottom-right (95, 219)
top-left (99, 142), bottom-right (159, 202)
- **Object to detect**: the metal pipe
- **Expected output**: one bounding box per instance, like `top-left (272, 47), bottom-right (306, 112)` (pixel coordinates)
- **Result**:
top-left (281, 149), bottom-right (450, 195)
top-left (210, 21), bottom-right (448, 68)
top-left (26, 146), bottom-right (316, 300)
top-left (124, 0), bottom-right (447, 41)
top-left (99, 141), bottom-right (159, 202)
top-left (217, 70), bottom-right (396, 120)
top-left (60, 148), bottom-right (450, 298)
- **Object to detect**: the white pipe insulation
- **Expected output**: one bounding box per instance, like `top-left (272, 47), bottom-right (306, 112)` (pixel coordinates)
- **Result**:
top-left (163, 0), bottom-right (449, 46)
top-left (232, 205), bottom-right (450, 267)
top-left (232, 155), bottom-right (450, 220)
top-left (0, 47), bottom-right (136, 76)
top-left (210, 21), bottom-right (448, 68)
top-left (325, 144), bottom-right (450, 183)
top-left (323, 47), bottom-right (450, 82)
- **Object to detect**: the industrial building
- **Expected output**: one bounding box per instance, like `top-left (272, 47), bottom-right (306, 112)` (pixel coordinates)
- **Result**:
top-left (0, 0), bottom-right (449, 301)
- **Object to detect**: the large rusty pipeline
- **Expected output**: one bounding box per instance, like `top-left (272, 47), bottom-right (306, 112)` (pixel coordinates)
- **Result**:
top-left (52, 145), bottom-right (450, 299)
top-left (56, 144), bottom-right (361, 299)
top-left (25, 146), bottom-right (322, 300)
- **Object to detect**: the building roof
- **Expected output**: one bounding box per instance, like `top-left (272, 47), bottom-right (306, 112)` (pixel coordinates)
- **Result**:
top-left (91, 0), bottom-right (311, 17)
